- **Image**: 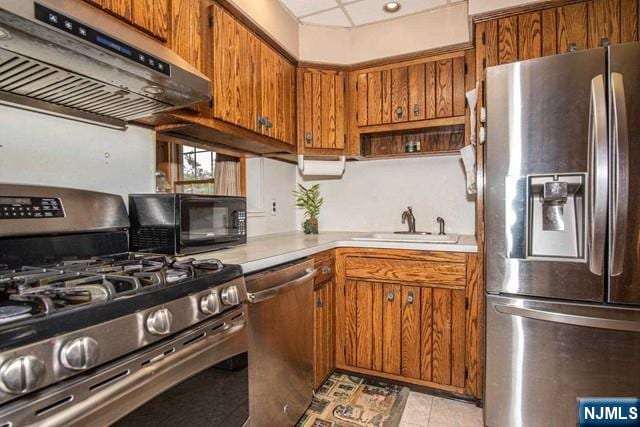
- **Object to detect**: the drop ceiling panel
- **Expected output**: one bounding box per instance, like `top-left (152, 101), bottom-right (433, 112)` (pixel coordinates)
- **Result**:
top-left (279, 0), bottom-right (339, 18)
top-left (300, 7), bottom-right (352, 27)
top-left (279, 0), bottom-right (464, 28)
top-left (345, 0), bottom-right (448, 26)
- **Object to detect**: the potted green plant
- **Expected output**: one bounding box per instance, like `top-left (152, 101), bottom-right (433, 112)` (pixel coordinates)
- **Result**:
top-left (293, 184), bottom-right (323, 234)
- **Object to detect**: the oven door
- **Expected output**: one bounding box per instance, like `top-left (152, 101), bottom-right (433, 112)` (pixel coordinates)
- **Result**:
top-left (0, 307), bottom-right (249, 427)
top-left (179, 197), bottom-right (246, 252)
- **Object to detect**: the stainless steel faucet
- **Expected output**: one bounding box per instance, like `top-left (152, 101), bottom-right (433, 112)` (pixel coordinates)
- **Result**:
top-left (402, 207), bottom-right (416, 233)
top-left (437, 217), bottom-right (446, 235)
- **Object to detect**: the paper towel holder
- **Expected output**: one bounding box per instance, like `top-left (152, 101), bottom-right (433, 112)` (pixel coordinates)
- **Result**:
top-left (297, 155), bottom-right (346, 177)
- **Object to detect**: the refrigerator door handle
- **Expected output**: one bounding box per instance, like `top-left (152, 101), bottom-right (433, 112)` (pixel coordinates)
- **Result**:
top-left (587, 75), bottom-right (608, 276)
top-left (493, 303), bottom-right (640, 332)
top-left (610, 72), bottom-right (629, 277)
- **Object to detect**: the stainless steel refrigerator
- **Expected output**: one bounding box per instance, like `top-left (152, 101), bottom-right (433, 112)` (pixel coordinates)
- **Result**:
top-left (485, 43), bottom-right (640, 427)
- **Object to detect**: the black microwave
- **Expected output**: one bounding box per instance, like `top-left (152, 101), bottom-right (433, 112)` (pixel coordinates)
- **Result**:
top-left (128, 193), bottom-right (247, 255)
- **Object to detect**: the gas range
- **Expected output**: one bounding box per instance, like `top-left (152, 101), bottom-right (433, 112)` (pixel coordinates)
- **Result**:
top-left (0, 253), bottom-right (235, 326)
top-left (0, 184), bottom-right (248, 426)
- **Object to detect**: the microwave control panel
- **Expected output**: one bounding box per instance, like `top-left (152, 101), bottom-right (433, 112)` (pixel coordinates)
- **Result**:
top-left (0, 197), bottom-right (65, 219)
top-left (236, 211), bottom-right (246, 235)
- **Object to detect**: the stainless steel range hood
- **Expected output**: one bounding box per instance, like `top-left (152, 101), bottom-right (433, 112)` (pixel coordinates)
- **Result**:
top-left (0, 0), bottom-right (210, 129)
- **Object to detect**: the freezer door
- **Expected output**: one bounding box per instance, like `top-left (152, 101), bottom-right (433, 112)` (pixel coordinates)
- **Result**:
top-left (485, 294), bottom-right (640, 427)
top-left (485, 49), bottom-right (607, 301)
top-left (608, 42), bottom-right (640, 305)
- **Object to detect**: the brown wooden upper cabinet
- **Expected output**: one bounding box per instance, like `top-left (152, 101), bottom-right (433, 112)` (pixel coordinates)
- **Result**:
top-left (211, 4), bottom-right (295, 146)
top-left (355, 53), bottom-right (466, 128)
top-left (297, 67), bottom-right (347, 154)
top-left (82, 0), bottom-right (169, 41)
top-left (478, 0), bottom-right (640, 67)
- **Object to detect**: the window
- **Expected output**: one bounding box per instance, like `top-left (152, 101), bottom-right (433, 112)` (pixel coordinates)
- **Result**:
top-left (175, 145), bottom-right (217, 194)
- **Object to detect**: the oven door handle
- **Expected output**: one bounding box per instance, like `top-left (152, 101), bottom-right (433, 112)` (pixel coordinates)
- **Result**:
top-left (247, 268), bottom-right (317, 304)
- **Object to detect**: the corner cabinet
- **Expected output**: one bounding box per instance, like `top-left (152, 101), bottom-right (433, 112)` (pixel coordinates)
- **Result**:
top-left (347, 49), bottom-right (475, 159)
top-left (210, 4), bottom-right (295, 147)
top-left (297, 67), bottom-right (347, 156)
top-left (334, 248), bottom-right (482, 398)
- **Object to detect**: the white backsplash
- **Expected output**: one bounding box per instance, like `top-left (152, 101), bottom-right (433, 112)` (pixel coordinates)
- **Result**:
top-left (297, 155), bottom-right (476, 235)
top-left (245, 158), bottom-right (297, 237)
top-left (0, 106), bottom-right (155, 203)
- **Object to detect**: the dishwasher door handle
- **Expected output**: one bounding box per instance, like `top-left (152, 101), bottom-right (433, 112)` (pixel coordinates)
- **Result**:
top-left (247, 268), bottom-right (317, 303)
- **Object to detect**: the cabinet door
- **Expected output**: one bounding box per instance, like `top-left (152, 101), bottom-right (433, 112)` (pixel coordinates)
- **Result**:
top-left (391, 67), bottom-right (408, 123)
top-left (313, 280), bottom-right (335, 390)
top-left (408, 64), bottom-right (426, 121)
top-left (423, 287), bottom-right (466, 387)
top-left (212, 5), bottom-right (236, 123)
top-left (401, 286), bottom-right (421, 379)
top-left (236, 24), bottom-right (262, 131)
top-left (275, 56), bottom-right (295, 145)
top-left (299, 69), bottom-right (346, 151)
top-left (382, 283), bottom-right (401, 375)
top-left (170, 0), bottom-right (202, 71)
top-left (260, 44), bottom-right (278, 138)
top-left (343, 280), bottom-right (384, 371)
top-left (435, 59), bottom-right (453, 118)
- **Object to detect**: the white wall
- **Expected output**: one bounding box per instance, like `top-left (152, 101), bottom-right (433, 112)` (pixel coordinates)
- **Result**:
top-left (229, 0), bottom-right (300, 57)
top-left (468, 0), bottom-right (550, 15)
top-left (245, 157), bottom-right (298, 236)
top-left (0, 106), bottom-right (155, 202)
top-left (297, 156), bottom-right (475, 234)
top-left (298, 2), bottom-right (470, 65)
top-left (298, 25), bottom-right (352, 65)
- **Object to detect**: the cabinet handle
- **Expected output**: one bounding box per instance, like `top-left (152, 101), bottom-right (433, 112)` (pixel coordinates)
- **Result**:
top-left (257, 115), bottom-right (264, 128)
top-left (305, 131), bottom-right (313, 143)
top-left (316, 297), bottom-right (323, 308)
top-left (413, 104), bottom-right (420, 115)
top-left (387, 290), bottom-right (395, 302)
top-left (407, 291), bottom-right (414, 305)
top-left (321, 266), bottom-right (331, 274)
top-left (264, 117), bottom-right (273, 129)
top-left (395, 106), bottom-right (403, 118)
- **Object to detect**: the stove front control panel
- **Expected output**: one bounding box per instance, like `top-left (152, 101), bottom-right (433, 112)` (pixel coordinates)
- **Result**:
top-left (0, 197), bottom-right (64, 219)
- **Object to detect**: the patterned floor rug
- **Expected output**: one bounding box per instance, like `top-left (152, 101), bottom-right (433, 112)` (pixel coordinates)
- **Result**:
top-left (297, 372), bottom-right (410, 427)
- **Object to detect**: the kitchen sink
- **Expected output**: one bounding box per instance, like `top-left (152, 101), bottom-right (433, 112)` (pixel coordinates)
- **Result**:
top-left (352, 232), bottom-right (459, 244)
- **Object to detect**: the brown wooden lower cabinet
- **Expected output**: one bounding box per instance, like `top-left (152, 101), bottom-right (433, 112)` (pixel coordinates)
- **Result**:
top-left (334, 248), bottom-right (481, 398)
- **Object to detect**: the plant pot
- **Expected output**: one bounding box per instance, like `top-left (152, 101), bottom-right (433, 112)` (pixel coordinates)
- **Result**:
top-left (303, 218), bottom-right (319, 235)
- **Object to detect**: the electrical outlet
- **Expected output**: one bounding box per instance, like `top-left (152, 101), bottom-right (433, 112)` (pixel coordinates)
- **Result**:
top-left (271, 199), bottom-right (277, 216)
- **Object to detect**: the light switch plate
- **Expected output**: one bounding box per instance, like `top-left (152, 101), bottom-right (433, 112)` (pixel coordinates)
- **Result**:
top-left (271, 199), bottom-right (277, 216)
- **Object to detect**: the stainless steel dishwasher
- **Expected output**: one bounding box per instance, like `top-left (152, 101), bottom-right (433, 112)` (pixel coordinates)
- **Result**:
top-left (245, 259), bottom-right (317, 426)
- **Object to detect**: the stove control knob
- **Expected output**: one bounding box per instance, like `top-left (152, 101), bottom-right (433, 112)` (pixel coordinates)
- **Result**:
top-left (200, 291), bottom-right (221, 315)
top-left (60, 337), bottom-right (99, 371)
top-left (146, 308), bottom-right (173, 336)
top-left (0, 356), bottom-right (45, 394)
top-left (221, 286), bottom-right (240, 306)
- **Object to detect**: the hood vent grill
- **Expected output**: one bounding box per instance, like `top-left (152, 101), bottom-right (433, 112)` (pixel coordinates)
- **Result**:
top-left (0, 51), bottom-right (169, 126)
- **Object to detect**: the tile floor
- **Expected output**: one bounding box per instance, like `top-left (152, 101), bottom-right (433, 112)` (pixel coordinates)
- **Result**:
top-left (399, 391), bottom-right (483, 427)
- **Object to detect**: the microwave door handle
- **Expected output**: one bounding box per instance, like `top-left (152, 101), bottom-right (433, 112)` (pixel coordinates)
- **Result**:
top-left (610, 72), bottom-right (629, 277)
top-left (587, 74), bottom-right (608, 276)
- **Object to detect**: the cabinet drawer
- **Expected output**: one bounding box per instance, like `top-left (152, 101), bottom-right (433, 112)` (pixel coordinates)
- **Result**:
top-left (345, 257), bottom-right (465, 287)
top-left (314, 257), bottom-right (335, 286)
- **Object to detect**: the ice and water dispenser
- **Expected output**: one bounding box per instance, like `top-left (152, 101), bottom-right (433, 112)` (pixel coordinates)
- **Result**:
top-left (527, 174), bottom-right (586, 260)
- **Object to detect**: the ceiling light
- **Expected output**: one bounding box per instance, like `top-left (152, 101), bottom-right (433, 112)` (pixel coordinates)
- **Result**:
top-left (0, 27), bottom-right (11, 40)
top-left (383, 2), bottom-right (401, 13)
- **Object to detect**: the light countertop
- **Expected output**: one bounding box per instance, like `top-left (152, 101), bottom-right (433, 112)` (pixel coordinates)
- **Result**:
top-left (185, 231), bottom-right (477, 274)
